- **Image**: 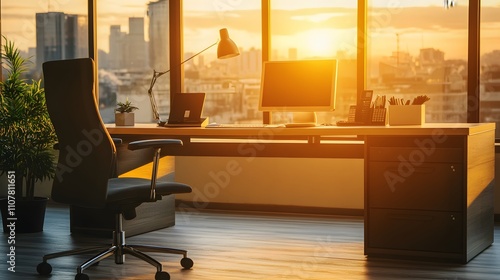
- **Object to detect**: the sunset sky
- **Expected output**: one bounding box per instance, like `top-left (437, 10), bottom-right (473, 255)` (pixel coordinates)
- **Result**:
top-left (1, 0), bottom-right (499, 61)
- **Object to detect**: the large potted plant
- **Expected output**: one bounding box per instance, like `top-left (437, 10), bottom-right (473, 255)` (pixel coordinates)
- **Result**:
top-left (0, 38), bottom-right (57, 233)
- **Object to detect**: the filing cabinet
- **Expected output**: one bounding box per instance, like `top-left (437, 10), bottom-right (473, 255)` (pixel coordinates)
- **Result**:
top-left (364, 134), bottom-right (494, 263)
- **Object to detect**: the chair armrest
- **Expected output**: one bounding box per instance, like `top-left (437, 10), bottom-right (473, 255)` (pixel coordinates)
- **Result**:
top-left (127, 139), bottom-right (183, 201)
top-left (128, 139), bottom-right (183, 151)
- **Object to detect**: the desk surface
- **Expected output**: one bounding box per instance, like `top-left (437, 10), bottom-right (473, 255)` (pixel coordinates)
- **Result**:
top-left (106, 123), bottom-right (495, 137)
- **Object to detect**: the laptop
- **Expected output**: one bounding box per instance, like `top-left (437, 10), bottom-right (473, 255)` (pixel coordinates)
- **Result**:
top-left (165, 92), bottom-right (207, 127)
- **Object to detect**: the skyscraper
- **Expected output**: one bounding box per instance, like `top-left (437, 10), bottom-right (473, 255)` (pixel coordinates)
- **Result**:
top-left (127, 17), bottom-right (148, 70)
top-left (65, 14), bottom-right (88, 59)
top-left (36, 12), bottom-right (87, 72)
top-left (146, 0), bottom-right (171, 121)
top-left (109, 25), bottom-right (126, 69)
top-left (148, 0), bottom-right (169, 71)
top-left (36, 12), bottom-right (65, 66)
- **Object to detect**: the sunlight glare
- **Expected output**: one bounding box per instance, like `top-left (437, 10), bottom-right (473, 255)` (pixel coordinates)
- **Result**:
top-left (291, 12), bottom-right (342, 23)
top-left (304, 29), bottom-right (336, 57)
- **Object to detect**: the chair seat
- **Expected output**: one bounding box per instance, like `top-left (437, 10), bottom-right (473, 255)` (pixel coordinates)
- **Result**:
top-left (107, 177), bottom-right (191, 206)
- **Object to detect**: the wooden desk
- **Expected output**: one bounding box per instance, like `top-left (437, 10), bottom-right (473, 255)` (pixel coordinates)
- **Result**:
top-left (107, 123), bottom-right (493, 157)
top-left (107, 123), bottom-right (494, 138)
top-left (107, 123), bottom-right (495, 263)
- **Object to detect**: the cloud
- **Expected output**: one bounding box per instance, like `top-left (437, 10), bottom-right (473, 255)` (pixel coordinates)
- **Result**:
top-left (370, 6), bottom-right (468, 32)
top-left (183, 7), bottom-right (356, 36)
top-left (183, 5), bottom-right (497, 38)
top-left (184, 9), bottom-right (261, 34)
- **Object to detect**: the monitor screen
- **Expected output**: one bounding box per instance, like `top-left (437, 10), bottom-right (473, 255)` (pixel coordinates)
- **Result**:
top-left (259, 59), bottom-right (338, 112)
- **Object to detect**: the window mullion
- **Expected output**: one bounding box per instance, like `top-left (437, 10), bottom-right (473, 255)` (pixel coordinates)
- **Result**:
top-left (467, 0), bottom-right (481, 123)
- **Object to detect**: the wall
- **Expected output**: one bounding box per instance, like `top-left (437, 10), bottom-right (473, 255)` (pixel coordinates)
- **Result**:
top-left (175, 157), bottom-right (364, 210)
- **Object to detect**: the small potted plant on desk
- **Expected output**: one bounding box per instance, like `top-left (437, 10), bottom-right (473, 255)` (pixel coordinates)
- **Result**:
top-left (0, 38), bottom-right (57, 233)
top-left (115, 98), bottom-right (138, 126)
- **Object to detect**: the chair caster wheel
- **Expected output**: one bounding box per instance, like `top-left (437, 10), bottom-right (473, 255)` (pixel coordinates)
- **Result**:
top-left (75, 273), bottom-right (89, 280)
top-left (155, 271), bottom-right (170, 280)
top-left (180, 257), bottom-right (194, 269)
top-left (75, 273), bottom-right (90, 280)
top-left (37, 261), bottom-right (52, 275)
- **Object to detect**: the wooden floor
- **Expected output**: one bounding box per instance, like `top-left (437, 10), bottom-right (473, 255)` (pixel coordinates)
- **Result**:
top-left (2, 205), bottom-right (500, 280)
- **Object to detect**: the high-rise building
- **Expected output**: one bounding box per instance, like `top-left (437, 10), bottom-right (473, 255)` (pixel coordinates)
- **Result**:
top-left (127, 17), bottom-right (148, 70)
top-left (109, 25), bottom-right (126, 69)
top-left (35, 12), bottom-right (87, 72)
top-left (36, 12), bottom-right (65, 68)
top-left (66, 14), bottom-right (88, 59)
top-left (146, 0), bottom-right (171, 119)
top-left (238, 47), bottom-right (262, 78)
top-left (148, 0), bottom-right (169, 71)
top-left (107, 18), bottom-right (148, 70)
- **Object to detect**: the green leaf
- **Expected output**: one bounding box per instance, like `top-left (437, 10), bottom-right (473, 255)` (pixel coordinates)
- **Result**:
top-left (0, 37), bottom-right (57, 199)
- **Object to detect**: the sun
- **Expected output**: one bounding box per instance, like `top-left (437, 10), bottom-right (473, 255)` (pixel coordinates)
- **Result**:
top-left (303, 28), bottom-right (337, 57)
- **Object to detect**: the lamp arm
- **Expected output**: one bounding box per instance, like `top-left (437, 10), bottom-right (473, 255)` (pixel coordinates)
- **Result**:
top-left (146, 41), bottom-right (218, 124)
top-left (147, 71), bottom-right (162, 123)
top-left (179, 41), bottom-right (218, 66)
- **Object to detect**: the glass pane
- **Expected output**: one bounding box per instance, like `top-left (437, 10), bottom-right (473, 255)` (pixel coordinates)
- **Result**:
top-left (368, 1), bottom-right (469, 123)
top-left (1, 0), bottom-right (88, 79)
top-left (183, 0), bottom-right (262, 124)
top-left (480, 0), bottom-right (500, 138)
top-left (97, 0), bottom-right (166, 123)
top-left (270, 0), bottom-right (358, 125)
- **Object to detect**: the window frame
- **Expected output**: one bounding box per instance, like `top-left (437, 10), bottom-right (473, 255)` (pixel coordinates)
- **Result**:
top-left (84, 0), bottom-right (482, 125)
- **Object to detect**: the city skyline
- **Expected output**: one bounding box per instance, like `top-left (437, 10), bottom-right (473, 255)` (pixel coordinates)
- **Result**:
top-left (5, 1), bottom-right (500, 127)
top-left (2, 1), bottom-right (500, 60)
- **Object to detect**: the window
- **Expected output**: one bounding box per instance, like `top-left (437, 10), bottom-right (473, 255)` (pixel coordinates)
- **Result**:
top-left (97, 0), bottom-right (163, 124)
top-left (480, 0), bottom-right (500, 138)
top-left (1, 0), bottom-right (88, 80)
top-left (269, 0), bottom-right (358, 124)
top-left (183, 0), bottom-right (262, 124)
top-left (367, 1), bottom-right (469, 123)
top-left (3, 1), bottom-right (497, 133)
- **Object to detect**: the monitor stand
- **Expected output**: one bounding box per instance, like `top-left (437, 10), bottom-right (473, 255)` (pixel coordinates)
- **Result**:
top-left (285, 112), bottom-right (317, 127)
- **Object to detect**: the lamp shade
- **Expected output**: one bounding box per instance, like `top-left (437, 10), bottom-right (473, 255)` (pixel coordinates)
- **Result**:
top-left (217, 28), bottom-right (240, 59)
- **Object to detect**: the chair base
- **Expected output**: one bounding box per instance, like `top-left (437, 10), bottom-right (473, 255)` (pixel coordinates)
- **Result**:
top-left (37, 213), bottom-right (193, 279)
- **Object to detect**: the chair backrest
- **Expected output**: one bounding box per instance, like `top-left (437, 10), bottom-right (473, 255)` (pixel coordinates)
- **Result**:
top-left (43, 58), bottom-right (115, 208)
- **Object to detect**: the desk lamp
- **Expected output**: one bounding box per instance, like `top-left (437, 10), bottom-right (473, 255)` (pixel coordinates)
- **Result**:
top-left (147, 28), bottom-right (240, 125)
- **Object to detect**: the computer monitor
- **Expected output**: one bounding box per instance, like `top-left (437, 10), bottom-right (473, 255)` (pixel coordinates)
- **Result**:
top-left (258, 59), bottom-right (338, 113)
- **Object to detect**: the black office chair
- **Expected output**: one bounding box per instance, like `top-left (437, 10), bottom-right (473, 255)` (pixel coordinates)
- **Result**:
top-left (36, 58), bottom-right (193, 280)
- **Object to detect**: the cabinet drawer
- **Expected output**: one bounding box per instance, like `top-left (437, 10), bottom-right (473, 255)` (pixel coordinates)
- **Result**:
top-left (367, 209), bottom-right (463, 253)
top-left (368, 162), bottom-right (463, 211)
top-left (369, 147), bottom-right (463, 163)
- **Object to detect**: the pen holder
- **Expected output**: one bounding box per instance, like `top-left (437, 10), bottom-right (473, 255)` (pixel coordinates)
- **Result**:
top-left (388, 105), bottom-right (425, 125)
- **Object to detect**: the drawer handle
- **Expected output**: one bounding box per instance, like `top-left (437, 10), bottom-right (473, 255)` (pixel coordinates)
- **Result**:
top-left (388, 214), bottom-right (434, 221)
top-left (385, 167), bottom-right (435, 174)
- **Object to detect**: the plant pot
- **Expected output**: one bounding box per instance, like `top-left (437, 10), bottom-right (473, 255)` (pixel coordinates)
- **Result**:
top-left (115, 112), bottom-right (135, 126)
top-left (0, 197), bottom-right (48, 233)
